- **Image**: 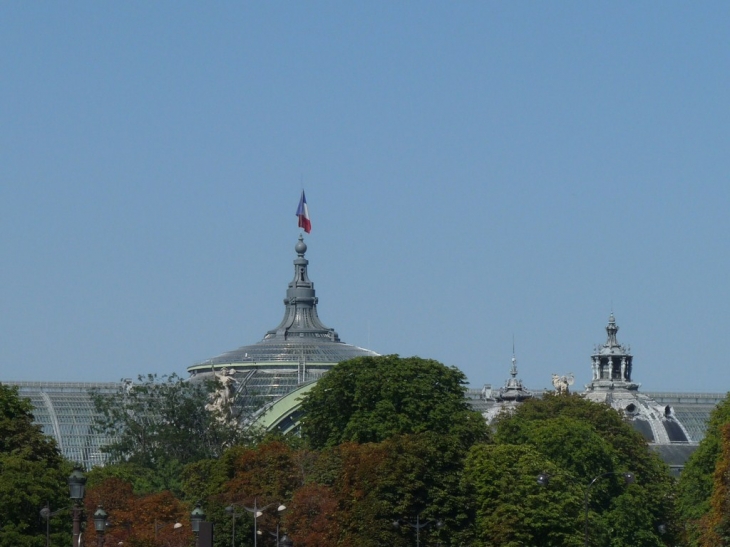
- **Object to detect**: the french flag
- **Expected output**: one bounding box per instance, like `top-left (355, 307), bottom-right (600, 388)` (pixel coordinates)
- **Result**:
top-left (296, 190), bottom-right (311, 233)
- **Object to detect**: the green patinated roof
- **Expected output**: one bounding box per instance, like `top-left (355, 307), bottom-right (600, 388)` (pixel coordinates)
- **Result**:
top-left (252, 381), bottom-right (317, 434)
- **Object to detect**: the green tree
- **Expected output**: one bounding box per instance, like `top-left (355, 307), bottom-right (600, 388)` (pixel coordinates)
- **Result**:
top-left (92, 374), bottom-right (255, 494)
top-left (0, 383), bottom-right (72, 547)
top-left (299, 355), bottom-right (489, 449)
top-left (491, 394), bottom-right (676, 547)
top-left (678, 392), bottom-right (730, 546)
top-left (463, 443), bottom-right (584, 547)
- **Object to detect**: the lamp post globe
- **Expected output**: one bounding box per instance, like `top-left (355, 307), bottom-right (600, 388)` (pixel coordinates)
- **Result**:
top-left (94, 506), bottom-right (108, 547)
top-left (94, 506), bottom-right (108, 532)
top-left (68, 468), bottom-right (87, 501)
top-left (68, 468), bottom-right (86, 547)
top-left (190, 503), bottom-right (206, 534)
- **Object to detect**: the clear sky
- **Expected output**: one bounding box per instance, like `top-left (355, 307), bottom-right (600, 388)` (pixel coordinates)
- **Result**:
top-left (1, 3), bottom-right (728, 393)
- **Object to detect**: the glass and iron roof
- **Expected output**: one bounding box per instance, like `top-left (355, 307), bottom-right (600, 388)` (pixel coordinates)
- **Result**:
top-left (6, 381), bottom-right (123, 469)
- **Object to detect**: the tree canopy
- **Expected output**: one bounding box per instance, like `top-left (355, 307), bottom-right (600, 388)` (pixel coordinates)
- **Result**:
top-left (92, 373), bottom-right (255, 494)
top-left (481, 393), bottom-right (676, 547)
top-left (677, 391), bottom-right (730, 546)
top-left (299, 355), bottom-right (489, 449)
top-left (0, 383), bottom-right (72, 547)
top-left (41, 359), bottom-right (713, 546)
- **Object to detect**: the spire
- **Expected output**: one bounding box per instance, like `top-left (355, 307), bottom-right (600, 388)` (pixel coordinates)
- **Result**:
top-left (496, 342), bottom-right (532, 402)
top-left (510, 337), bottom-right (518, 379)
top-left (264, 236), bottom-right (340, 342)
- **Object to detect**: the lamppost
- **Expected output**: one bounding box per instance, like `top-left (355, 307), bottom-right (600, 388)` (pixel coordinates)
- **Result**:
top-left (265, 519), bottom-right (287, 546)
top-left (94, 506), bottom-right (108, 547)
top-left (190, 503), bottom-right (206, 547)
top-left (393, 514), bottom-right (443, 547)
top-left (537, 470), bottom-right (635, 547)
top-left (68, 468), bottom-right (87, 547)
top-left (266, 503), bottom-right (287, 547)
top-left (225, 505), bottom-right (242, 547)
top-left (242, 499), bottom-right (286, 547)
top-left (40, 504), bottom-right (67, 547)
top-left (40, 505), bottom-right (52, 547)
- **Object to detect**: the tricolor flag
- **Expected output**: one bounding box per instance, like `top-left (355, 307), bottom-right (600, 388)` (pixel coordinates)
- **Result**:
top-left (296, 190), bottom-right (311, 233)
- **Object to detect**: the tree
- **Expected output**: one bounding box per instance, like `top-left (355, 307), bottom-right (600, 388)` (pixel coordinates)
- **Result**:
top-left (92, 374), bottom-right (255, 494)
top-left (285, 483), bottom-right (340, 547)
top-left (180, 440), bottom-right (308, 547)
top-left (697, 424), bottom-right (730, 546)
top-left (0, 383), bottom-right (72, 547)
top-left (678, 392), bottom-right (730, 546)
top-left (463, 443), bottom-right (584, 547)
top-left (299, 355), bottom-right (489, 449)
top-left (490, 393), bottom-right (676, 547)
top-left (293, 432), bottom-right (478, 547)
top-left (84, 477), bottom-right (193, 547)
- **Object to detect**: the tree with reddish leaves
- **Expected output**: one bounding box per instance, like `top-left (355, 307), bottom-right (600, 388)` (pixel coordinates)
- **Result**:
top-left (84, 478), bottom-right (193, 547)
top-left (679, 393), bottom-right (730, 547)
top-left (697, 424), bottom-right (730, 546)
top-left (286, 433), bottom-right (470, 547)
top-left (284, 483), bottom-right (340, 547)
top-left (224, 441), bottom-right (303, 503)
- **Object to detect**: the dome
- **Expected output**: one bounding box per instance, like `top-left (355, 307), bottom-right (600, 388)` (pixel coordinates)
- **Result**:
top-left (198, 338), bottom-right (377, 368)
top-left (187, 236), bottom-right (378, 422)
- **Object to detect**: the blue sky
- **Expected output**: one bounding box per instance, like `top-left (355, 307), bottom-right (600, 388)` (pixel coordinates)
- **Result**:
top-left (1, 3), bottom-right (728, 392)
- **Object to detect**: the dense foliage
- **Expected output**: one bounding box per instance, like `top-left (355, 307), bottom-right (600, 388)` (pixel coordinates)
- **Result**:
top-left (84, 478), bottom-right (193, 547)
top-left (92, 373), bottom-right (256, 494)
top-left (299, 355), bottom-right (489, 449)
top-left (0, 383), bottom-right (72, 547)
top-left (78, 356), bottom-right (688, 547)
top-left (464, 443), bottom-right (583, 546)
top-left (486, 393), bottom-right (677, 547)
top-left (678, 391), bottom-right (730, 546)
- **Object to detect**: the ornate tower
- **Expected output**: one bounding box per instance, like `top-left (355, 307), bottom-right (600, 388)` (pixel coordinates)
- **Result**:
top-left (587, 313), bottom-right (637, 390)
top-left (495, 352), bottom-right (533, 402)
top-left (584, 313), bottom-right (692, 447)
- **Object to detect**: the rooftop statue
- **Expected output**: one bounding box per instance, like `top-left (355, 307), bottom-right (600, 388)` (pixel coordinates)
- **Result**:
top-left (552, 373), bottom-right (575, 395)
top-left (205, 368), bottom-right (239, 422)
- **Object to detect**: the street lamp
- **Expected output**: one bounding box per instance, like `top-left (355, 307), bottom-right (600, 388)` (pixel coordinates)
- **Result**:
top-left (393, 514), bottom-right (443, 547)
top-left (225, 505), bottom-right (242, 547)
top-left (68, 468), bottom-right (87, 547)
top-left (264, 504), bottom-right (287, 547)
top-left (242, 499), bottom-right (286, 547)
top-left (537, 470), bottom-right (635, 547)
top-left (190, 503), bottom-right (206, 547)
top-left (94, 506), bottom-right (108, 547)
top-left (40, 504), bottom-right (67, 547)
